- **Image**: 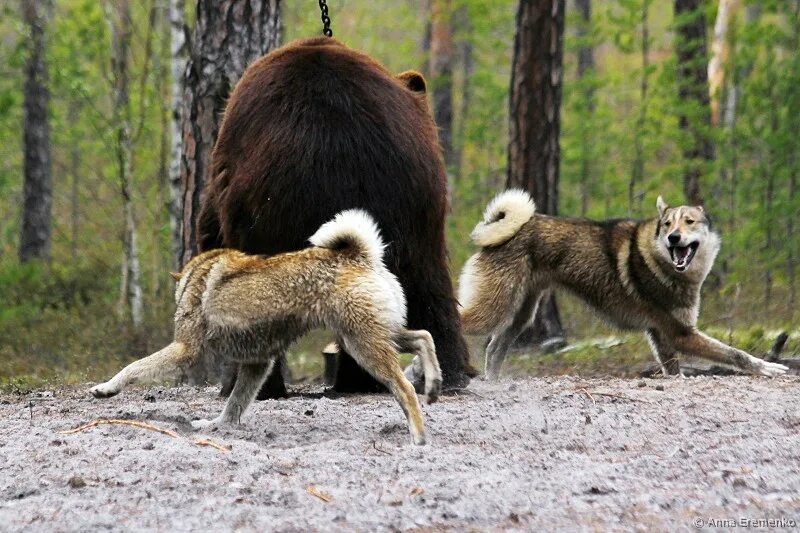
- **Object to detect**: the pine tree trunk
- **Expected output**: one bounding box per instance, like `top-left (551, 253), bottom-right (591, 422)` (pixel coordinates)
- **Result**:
top-left (576, 0), bottom-right (594, 216)
top-left (108, 0), bottom-right (143, 328)
top-left (168, 0), bottom-right (188, 270)
top-left (19, 0), bottom-right (53, 263)
top-left (507, 0), bottom-right (566, 350)
top-left (430, 0), bottom-right (455, 172)
top-left (674, 0), bottom-right (715, 206)
top-left (178, 0), bottom-right (282, 267)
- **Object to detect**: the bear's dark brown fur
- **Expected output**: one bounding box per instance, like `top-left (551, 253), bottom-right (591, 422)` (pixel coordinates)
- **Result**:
top-left (197, 37), bottom-right (474, 396)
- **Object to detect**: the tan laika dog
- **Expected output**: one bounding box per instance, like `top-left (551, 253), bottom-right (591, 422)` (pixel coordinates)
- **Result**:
top-left (91, 210), bottom-right (442, 445)
top-left (458, 190), bottom-right (788, 379)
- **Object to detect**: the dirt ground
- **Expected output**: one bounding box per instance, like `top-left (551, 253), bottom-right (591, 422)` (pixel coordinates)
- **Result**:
top-left (1, 376), bottom-right (800, 531)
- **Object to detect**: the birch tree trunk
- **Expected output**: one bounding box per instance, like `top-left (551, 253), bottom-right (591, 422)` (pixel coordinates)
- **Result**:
top-left (168, 0), bottom-right (188, 270)
top-left (19, 0), bottom-right (53, 263)
top-left (708, 0), bottom-right (738, 127)
top-left (178, 0), bottom-right (282, 266)
top-left (674, 0), bottom-right (715, 206)
top-left (507, 0), bottom-right (567, 351)
top-left (108, 0), bottom-right (143, 328)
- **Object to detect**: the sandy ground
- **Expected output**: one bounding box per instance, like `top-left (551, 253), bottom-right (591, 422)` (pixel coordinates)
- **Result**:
top-left (1, 376), bottom-right (800, 532)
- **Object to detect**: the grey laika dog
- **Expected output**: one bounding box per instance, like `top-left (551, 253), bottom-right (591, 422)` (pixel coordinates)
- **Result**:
top-left (455, 190), bottom-right (788, 379)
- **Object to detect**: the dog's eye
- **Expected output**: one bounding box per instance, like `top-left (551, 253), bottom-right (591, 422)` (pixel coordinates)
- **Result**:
top-left (663, 220), bottom-right (670, 227)
top-left (686, 219), bottom-right (695, 225)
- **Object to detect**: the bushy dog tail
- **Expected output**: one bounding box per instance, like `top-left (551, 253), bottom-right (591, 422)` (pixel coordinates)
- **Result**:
top-left (470, 189), bottom-right (536, 247)
top-left (310, 209), bottom-right (386, 264)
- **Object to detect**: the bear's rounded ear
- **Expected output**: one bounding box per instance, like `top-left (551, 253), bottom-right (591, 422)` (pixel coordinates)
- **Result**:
top-left (397, 70), bottom-right (427, 93)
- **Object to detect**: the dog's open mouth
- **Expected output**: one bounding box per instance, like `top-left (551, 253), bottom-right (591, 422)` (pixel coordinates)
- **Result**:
top-left (669, 242), bottom-right (699, 272)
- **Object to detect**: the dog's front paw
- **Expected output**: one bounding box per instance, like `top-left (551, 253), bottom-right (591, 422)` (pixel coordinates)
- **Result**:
top-left (191, 416), bottom-right (230, 431)
top-left (90, 382), bottom-right (120, 399)
top-left (191, 417), bottom-right (218, 431)
top-left (425, 378), bottom-right (442, 405)
top-left (756, 360), bottom-right (788, 377)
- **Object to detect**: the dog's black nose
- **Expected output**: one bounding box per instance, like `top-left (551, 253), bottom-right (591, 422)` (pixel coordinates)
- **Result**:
top-left (668, 232), bottom-right (681, 245)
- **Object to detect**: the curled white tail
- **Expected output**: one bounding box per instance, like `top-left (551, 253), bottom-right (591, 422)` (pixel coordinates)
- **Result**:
top-left (309, 209), bottom-right (386, 264)
top-left (471, 189), bottom-right (536, 247)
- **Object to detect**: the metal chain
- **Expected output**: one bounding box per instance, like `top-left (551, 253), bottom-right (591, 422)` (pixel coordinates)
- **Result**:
top-left (318, 0), bottom-right (333, 37)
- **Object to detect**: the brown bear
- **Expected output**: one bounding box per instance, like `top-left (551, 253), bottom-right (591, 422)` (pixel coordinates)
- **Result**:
top-left (197, 37), bottom-right (474, 397)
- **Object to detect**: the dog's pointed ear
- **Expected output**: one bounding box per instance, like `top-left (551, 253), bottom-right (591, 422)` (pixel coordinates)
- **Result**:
top-left (170, 271), bottom-right (182, 282)
top-left (656, 196), bottom-right (668, 217)
top-left (397, 70), bottom-right (427, 93)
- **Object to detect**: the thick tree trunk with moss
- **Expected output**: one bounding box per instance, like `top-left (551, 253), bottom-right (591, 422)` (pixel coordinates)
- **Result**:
top-left (179, 0), bottom-right (282, 389)
top-left (19, 0), bottom-right (53, 263)
top-left (506, 0), bottom-right (567, 351)
top-left (178, 0), bottom-right (282, 267)
top-left (674, 0), bottom-right (715, 206)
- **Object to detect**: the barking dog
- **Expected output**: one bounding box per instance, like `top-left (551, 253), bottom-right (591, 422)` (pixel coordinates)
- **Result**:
top-left (90, 210), bottom-right (442, 445)
top-left (458, 190), bottom-right (788, 379)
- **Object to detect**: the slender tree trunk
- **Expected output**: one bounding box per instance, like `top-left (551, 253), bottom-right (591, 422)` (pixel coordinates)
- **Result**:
top-left (168, 0), bottom-right (188, 270)
top-left (19, 0), bottom-right (53, 263)
top-left (430, 0), bottom-right (455, 172)
top-left (788, 1), bottom-right (800, 319)
top-left (722, 5), bottom-right (759, 276)
top-left (708, 0), bottom-right (738, 127)
top-left (453, 5), bottom-right (473, 181)
top-left (763, 49), bottom-right (780, 314)
top-left (674, 0), bottom-right (715, 206)
top-left (507, 0), bottom-right (567, 350)
top-left (108, 0), bottom-right (143, 328)
top-left (178, 0), bottom-right (282, 267)
top-left (420, 0), bottom-right (432, 76)
top-left (630, 0), bottom-right (649, 215)
top-left (154, 0), bottom-right (170, 297)
top-left (68, 101), bottom-right (80, 262)
top-left (576, 0), bottom-right (594, 216)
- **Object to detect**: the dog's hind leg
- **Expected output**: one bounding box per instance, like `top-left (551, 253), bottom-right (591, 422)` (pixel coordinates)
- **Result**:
top-left (342, 335), bottom-right (428, 445)
top-left (485, 290), bottom-right (542, 380)
top-left (645, 329), bottom-right (681, 377)
top-left (673, 331), bottom-right (788, 377)
top-left (90, 342), bottom-right (192, 398)
top-left (193, 359), bottom-right (276, 429)
top-left (396, 329), bottom-right (442, 404)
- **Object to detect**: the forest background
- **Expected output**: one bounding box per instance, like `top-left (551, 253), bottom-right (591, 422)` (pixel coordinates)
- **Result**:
top-left (1, 0), bottom-right (798, 386)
